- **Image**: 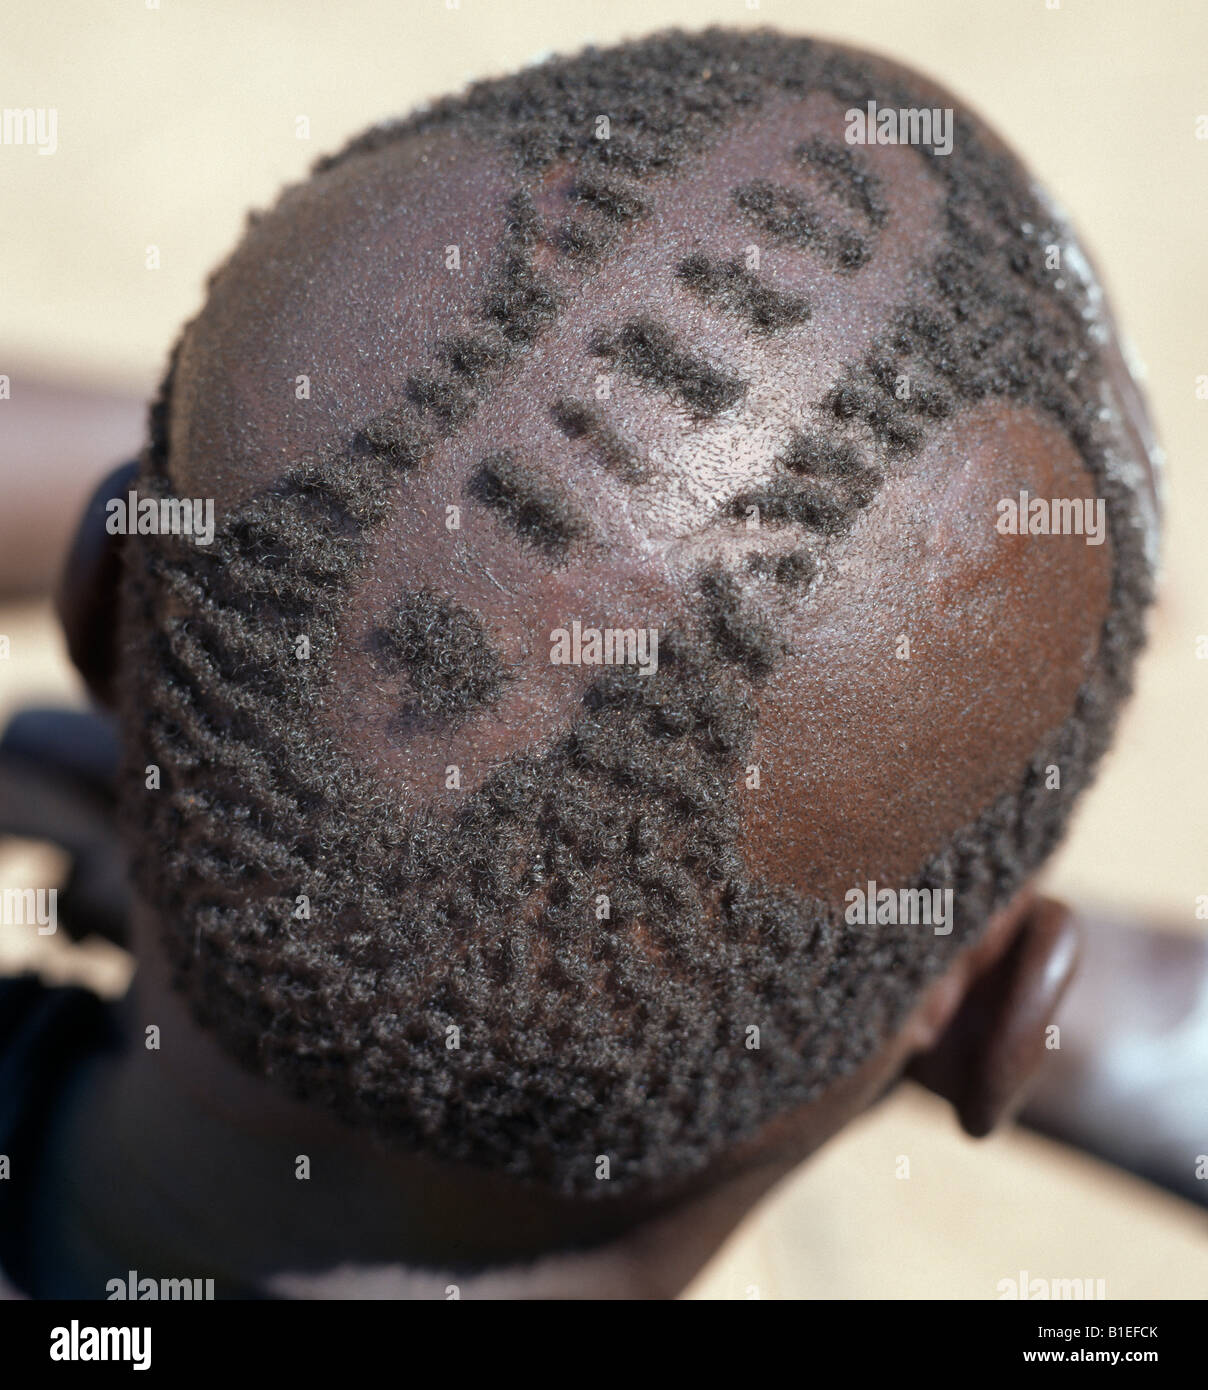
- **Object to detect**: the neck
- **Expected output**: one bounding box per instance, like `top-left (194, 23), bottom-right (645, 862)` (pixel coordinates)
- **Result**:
top-left (37, 915), bottom-right (779, 1298)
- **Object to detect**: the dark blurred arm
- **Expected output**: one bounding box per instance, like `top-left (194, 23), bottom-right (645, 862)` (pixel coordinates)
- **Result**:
top-left (0, 373), bottom-right (145, 597)
top-left (1019, 910), bottom-right (1208, 1209)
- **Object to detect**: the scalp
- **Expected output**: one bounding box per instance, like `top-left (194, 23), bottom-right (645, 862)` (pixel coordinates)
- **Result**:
top-left (122, 29), bottom-right (1156, 1195)
top-left (169, 49), bottom-right (1117, 882)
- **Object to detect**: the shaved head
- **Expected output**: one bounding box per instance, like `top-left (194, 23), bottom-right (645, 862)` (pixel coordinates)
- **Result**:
top-left (117, 29), bottom-right (1157, 1197)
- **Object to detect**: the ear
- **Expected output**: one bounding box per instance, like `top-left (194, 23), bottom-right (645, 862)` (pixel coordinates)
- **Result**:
top-left (54, 458), bottom-right (138, 711)
top-left (906, 896), bottom-right (1081, 1137)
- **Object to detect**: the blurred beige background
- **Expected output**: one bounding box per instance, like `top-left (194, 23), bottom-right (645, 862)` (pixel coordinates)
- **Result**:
top-left (1, 0), bottom-right (1205, 1297)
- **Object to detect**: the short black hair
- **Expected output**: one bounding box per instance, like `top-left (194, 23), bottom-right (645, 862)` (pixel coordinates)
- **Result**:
top-left (118, 28), bottom-right (1155, 1198)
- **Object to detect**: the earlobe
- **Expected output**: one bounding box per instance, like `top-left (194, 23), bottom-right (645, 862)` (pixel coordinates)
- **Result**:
top-left (54, 458), bottom-right (139, 711)
top-left (906, 897), bottom-right (1082, 1137)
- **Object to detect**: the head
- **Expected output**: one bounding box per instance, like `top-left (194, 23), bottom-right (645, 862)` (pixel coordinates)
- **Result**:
top-left (61, 29), bottom-right (1158, 1251)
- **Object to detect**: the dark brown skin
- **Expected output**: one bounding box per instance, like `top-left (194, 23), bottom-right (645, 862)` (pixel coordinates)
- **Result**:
top-left (157, 81), bottom-right (1112, 879)
top-left (41, 50), bottom-right (1164, 1296)
top-left (1019, 913), bottom-right (1208, 1209)
top-left (0, 378), bottom-right (144, 598)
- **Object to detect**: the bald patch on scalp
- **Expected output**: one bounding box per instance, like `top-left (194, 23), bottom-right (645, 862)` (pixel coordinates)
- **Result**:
top-left (738, 398), bottom-right (1115, 899)
top-left (166, 129), bottom-right (519, 510)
